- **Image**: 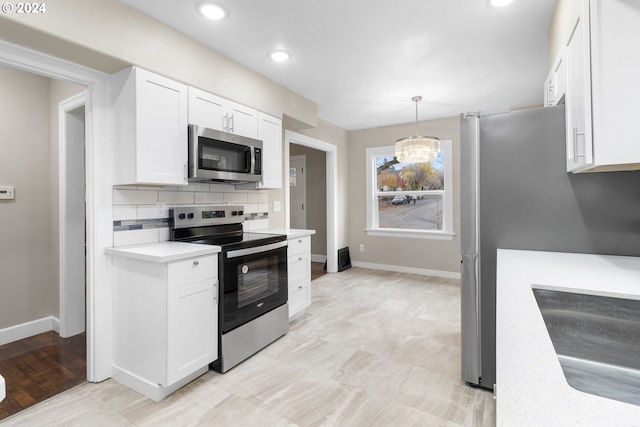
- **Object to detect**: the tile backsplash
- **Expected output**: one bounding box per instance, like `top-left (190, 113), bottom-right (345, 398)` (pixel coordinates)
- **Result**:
top-left (113, 183), bottom-right (270, 247)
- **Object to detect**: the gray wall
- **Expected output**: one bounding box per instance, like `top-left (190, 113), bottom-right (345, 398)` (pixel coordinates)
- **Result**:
top-left (0, 64), bottom-right (83, 330)
top-left (348, 116), bottom-right (461, 274)
top-left (0, 65), bottom-right (53, 329)
top-left (290, 144), bottom-right (327, 257)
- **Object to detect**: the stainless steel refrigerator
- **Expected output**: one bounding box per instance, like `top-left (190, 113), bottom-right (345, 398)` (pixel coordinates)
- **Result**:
top-left (460, 105), bottom-right (640, 390)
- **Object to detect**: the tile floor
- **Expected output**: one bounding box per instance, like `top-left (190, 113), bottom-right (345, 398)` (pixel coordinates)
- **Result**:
top-left (1, 267), bottom-right (495, 426)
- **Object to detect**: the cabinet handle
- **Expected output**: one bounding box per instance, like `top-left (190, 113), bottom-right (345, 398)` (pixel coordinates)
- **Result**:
top-left (298, 239), bottom-right (302, 243)
top-left (193, 260), bottom-right (199, 266)
top-left (223, 114), bottom-right (229, 132)
top-left (298, 285), bottom-right (303, 290)
top-left (229, 114), bottom-right (234, 133)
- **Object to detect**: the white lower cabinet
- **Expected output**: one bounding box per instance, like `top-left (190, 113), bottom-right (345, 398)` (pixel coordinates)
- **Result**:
top-left (287, 235), bottom-right (311, 320)
top-left (112, 254), bottom-right (218, 401)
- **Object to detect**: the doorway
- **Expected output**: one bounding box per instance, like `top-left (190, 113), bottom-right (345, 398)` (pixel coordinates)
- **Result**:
top-left (0, 66), bottom-right (87, 419)
top-left (285, 131), bottom-right (338, 273)
top-left (289, 155), bottom-right (307, 229)
top-left (59, 95), bottom-right (86, 338)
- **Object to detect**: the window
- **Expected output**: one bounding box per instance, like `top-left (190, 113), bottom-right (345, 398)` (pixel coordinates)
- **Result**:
top-left (365, 141), bottom-right (454, 239)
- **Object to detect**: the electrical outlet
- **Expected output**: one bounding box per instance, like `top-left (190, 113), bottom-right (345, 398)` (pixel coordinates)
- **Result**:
top-left (359, 244), bottom-right (365, 252)
top-left (273, 200), bottom-right (281, 212)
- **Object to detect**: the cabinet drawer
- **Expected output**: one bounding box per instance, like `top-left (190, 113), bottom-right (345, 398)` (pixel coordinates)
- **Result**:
top-left (288, 281), bottom-right (310, 319)
top-left (168, 255), bottom-right (217, 288)
top-left (288, 254), bottom-right (309, 283)
top-left (288, 236), bottom-right (310, 257)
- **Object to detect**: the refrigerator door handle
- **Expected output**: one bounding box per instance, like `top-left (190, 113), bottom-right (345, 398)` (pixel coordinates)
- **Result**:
top-left (461, 254), bottom-right (481, 385)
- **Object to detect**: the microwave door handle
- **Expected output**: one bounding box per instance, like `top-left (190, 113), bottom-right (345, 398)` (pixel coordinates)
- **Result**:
top-left (247, 147), bottom-right (254, 174)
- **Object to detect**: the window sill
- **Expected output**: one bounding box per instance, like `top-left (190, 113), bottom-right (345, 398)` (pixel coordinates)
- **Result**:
top-left (364, 228), bottom-right (455, 240)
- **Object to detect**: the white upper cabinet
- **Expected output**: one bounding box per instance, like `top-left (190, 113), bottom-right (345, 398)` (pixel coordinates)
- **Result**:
top-left (544, 50), bottom-right (566, 107)
top-left (111, 67), bottom-right (188, 185)
top-left (188, 87), bottom-right (258, 139)
top-left (562, 0), bottom-right (640, 173)
top-left (565, 9), bottom-right (593, 172)
top-left (256, 112), bottom-right (283, 189)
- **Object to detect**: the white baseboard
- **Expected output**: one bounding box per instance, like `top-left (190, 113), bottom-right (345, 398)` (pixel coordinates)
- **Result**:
top-left (350, 261), bottom-right (460, 279)
top-left (112, 365), bottom-right (208, 402)
top-left (311, 254), bottom-right (327, 263)
top-left (0, 316), bottom-right (60, 346)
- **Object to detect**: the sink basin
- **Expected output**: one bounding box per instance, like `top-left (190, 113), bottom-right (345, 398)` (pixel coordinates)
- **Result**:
top-left (533, 287), bottom-right (640, 407)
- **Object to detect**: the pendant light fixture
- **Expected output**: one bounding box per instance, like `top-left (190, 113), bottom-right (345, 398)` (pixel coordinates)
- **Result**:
top-left (395, 96), bottom-right (440, 163)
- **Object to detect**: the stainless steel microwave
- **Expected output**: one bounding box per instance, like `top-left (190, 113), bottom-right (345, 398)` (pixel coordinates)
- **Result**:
top-left (188, 125), bottom-right (263, 184)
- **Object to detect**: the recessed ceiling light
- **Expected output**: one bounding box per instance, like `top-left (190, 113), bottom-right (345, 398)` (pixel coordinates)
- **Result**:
top-left (200, 3), bottom-right (226, 20)
top-left (490, 0), bottom-right (514, 6)
top-left (270, 50), bottom-right (291, 62)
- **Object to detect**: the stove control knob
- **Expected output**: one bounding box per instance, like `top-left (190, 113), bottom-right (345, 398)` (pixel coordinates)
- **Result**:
top-left (187, 213), bottom-right (194, 219)
top-left (178, 213), bottom-right (186, 220)
top-left (237, 210), bottom-right (244, 216)
top-left (231, 211), bottom-right (238, 216)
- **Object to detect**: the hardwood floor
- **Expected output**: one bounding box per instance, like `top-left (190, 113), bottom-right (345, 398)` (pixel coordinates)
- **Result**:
top-left (2, 268), bottom-right (495, 426)
top-left (311, 261), bottom-right (326, 280)
top-left (0, 331), bottom-right (86, 420)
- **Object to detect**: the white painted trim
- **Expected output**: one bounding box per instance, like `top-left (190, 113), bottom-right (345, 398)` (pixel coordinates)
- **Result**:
top-left (365, 141), bottom-right (454, 237)
top-left (0, 39), bottom-right (113, 382)
top-left (285, 130), bottom-right (338, 273)
top-left (0, 316), bottom-right (60, 346)
top-left (59, 93), bottom-right (86, 339)
top-left (350, 261), bottom-right (461, 279)
top-left (111, 365), bottom-right (208, 402)
top-left (311, 254), bottom-right (327, 263)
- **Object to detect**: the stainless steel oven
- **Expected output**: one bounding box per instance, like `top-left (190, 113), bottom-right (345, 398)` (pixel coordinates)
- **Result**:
top-left (221, 242), bottom-right (288, 334)
top-left (170, 205), bottom-right (288, 373)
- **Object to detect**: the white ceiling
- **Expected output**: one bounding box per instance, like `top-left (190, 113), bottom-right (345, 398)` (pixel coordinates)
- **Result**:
top-left (121, 0), bottom-right (557, 131)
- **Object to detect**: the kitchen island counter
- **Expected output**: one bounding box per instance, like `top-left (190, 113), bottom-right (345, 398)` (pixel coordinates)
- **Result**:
top-left (496, 249), bottom-right (640, 426)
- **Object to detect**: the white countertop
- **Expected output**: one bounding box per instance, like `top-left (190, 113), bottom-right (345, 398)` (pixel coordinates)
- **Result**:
top-left (105, 241), bottom-right (221, 263)
top-left (253, 228), bottom-right (316, 239)
top-left (496, 249), bottom-right (640, 426)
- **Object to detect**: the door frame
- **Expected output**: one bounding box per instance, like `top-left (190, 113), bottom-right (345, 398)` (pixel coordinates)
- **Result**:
top-left (285, 130), bottom-right (338, 273)
top-left (59, 93), bottom-right (86, 338)
top-left (0, 40), bottom-right (113, 382)
top-left (289, 155), bottom-right (307, 229)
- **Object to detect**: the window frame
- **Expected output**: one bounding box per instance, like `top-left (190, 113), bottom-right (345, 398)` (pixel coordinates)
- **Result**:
top-left (365, 141), bottom-right (454, 240)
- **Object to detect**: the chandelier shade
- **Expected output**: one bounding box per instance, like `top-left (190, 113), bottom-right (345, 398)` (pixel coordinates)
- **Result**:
top-left (395, 135), bottom-right (440, 163)
top-left (394, 96), bottom-right (440, 163)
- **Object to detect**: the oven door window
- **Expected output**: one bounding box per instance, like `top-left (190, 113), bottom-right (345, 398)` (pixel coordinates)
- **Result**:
top-left (199, 138), bottom-right (251, 174)
top-left (222, 247), bottom-right (287, 333)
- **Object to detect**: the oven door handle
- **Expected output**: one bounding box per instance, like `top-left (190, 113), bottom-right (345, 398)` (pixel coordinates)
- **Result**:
top-left (226, 240), bottom-right (288, 259)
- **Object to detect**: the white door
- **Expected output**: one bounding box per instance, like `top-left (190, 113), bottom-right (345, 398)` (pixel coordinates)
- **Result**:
top-left (289, 155), bottom-right (306, 229)
top-left (60, 96), bottom-right (86, 338)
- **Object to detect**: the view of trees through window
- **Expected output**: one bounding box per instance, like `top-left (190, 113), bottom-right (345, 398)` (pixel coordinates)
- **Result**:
top-left (375, 152), bottom-right (445, 230)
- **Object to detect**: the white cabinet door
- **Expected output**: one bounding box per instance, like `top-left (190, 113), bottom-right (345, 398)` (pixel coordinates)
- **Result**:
top-left (565, 8), bottom-right (593, 172)
top-left (188, 87), bottom-right (226, 131)
top-left (111, 67), bottom-right (188, 185)
top-left (187, 87), bottom-right (258, 138)
top-left (166, 279), bottom-right (217, 385)
top-left (551, 52), bottom-right (566, 104)
top-left (256, 112), bottom-right (283, 189)
top-left (545, 50), bottom-right (566, 107)
top-left (136, 69), bottom-right (188, 185)
top-left (227, 101), bottom-right (258, 139)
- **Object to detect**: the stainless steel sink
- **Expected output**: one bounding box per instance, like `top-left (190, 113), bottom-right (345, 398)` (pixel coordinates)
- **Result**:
top-left (533, 287), bottom-right (640, 407)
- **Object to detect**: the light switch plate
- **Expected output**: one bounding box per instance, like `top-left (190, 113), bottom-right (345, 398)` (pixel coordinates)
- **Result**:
top-left (0, 186), bottom-right (15, 200)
